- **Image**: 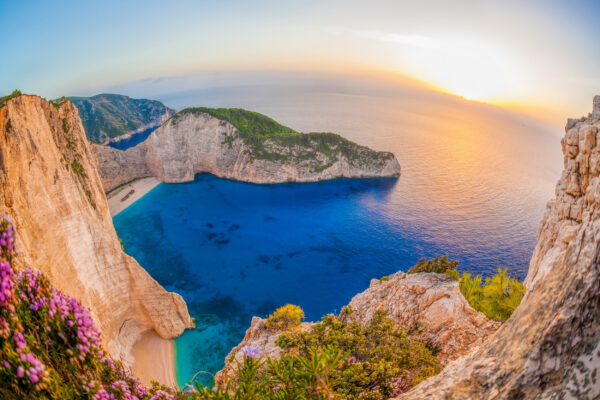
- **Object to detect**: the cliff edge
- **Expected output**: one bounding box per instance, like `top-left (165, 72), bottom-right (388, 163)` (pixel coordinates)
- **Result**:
top-left (398, 97), bottom-right (600, 399)
top-left (93, 108), bottom-right (401, 191)
top-left (0, 95), bottom-right (193, 384)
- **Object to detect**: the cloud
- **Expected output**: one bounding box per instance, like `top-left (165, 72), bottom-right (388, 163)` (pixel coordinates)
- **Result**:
top-left (324, 27), bottom-right (434, 49)
top-left (352, 30), bottom-right (434, 48)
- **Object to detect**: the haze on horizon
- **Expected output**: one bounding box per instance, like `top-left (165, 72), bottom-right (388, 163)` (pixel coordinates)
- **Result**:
top-left (1, 0), bottom-right (599, 123)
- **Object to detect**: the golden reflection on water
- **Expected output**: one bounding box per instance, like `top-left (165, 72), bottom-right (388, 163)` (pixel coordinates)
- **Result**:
top-left (165, 85), bottom-right (564, 273)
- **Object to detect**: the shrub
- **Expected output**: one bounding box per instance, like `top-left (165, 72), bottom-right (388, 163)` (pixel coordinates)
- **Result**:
top-left (340, 305), bottom-right (353, 317)
top-left (265, 304), bottom-right (305, 330)
top-left (189, 311), bottom-right (441, 399)
top-left (445, 268), bottom-right (460, 281)
top-left (62, 117), bottom-right (70, 133)
top-left (379, 275), bottom-right (390, 282)
top-left (0, 90), bottom-right (22, 108)
top-left (71, 159), bottom-right (87, 179)
top-left (407, 255), bottom-right (458, 274)
top-left (460, 268), bottom-right (525, 321)
top-left (0, 215), bottom-right (182, 400)
top-left (276, 310), bottom-right (441, 397)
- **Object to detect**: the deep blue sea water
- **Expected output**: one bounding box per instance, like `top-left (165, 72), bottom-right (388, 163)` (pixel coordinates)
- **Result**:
top-left (112, 86), bottom-right (564, 388)
top-left (108, 126), bottom-right (156, 150)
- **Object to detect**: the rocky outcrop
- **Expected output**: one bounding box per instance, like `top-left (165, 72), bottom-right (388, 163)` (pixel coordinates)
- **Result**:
top-left (346, 272), bottom-right (500, 364)
top-left (593, 95), bottom-right (600, 118)
top-left (215, 272), bottom-right (498, 385)
top-left (93, 143), bottom-right (152, 192)
top-left (399, 97), bottom-right (600, 399)
top-left (215, 317), bottom-right (315, 387)
top-left (0, 95), bottom-right (193, 381)
top-left (93, 110), bottom-right (401, 192)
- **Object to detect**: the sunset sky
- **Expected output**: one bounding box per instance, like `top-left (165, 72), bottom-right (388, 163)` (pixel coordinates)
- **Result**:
top-left (1, 0), bottom-right (599, 120)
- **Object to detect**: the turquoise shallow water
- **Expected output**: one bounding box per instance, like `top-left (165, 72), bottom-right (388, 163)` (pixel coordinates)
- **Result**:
top-left (113, 86), bottom-right (563, 388)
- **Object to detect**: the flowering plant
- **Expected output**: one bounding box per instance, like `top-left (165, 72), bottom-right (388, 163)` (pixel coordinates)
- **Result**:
top-left (0, 215), bottom-right (181, 400)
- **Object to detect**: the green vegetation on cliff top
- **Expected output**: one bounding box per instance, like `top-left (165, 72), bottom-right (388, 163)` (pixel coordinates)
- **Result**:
top-left (192, 309), bottom-right (440, 399)
top-left (69, 93), bottom-right (174, 143)
top-left (0, 90), bottom-right (23, 108)
top-left (173, 107), bottom-right (298, 139)
top-left (173, 107), bottom-right (396, 172)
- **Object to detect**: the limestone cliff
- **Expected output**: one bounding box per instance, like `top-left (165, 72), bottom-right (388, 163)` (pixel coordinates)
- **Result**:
top-left (0, 95), bottom-right (193, 377)
top-left (398, 97), bottom-right (600, 399)
top-left (70, 94), bottom-right (175, 144)
top-left (93, 109), bottom-right (401, 191)
top-left (345, 272), bottom-right (499, 364)
top-left (215, 272), bottom-right (499, 386)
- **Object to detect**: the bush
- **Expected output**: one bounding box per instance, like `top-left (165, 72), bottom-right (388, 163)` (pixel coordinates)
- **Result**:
top-left (0, 90), bottom-right (22, 108)
top-left (379, 275), bottom-right (390, 282)
top-left (0, 215), bottom-right (182, 400)
top-left (189, 311), bottom-right (441, 399)
top-left (71, 159), bottom-right (87, 179)
top-left (276, 311), bottom-right (442, 395)
top-left (265, 304), bottom-right (305, 330)
top-left (460, 268), bottom-right (525, 321)
top-left (445, 268), bottom-right (460, 281)
top-left (407, 255), bottom-right (458, 274)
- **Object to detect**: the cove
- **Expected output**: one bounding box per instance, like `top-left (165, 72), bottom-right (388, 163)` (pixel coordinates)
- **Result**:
top-left (113, 173), bottom-right (535, 387)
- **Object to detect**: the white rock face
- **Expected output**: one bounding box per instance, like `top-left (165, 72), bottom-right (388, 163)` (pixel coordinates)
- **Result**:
top-left (593, 95), bottom-right (600, 118)
top-left (0, 96), bottom-right (194, 383)
top-left (93, 111), bottom-right (401, 191)
top-left (346, 272), bottom-right (499, 364)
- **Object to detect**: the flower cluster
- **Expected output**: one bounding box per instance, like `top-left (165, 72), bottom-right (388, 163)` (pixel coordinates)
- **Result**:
top-left (241, 346), bottom-right (259, 359)
top-left (0, 215), bottom-right (180, 400)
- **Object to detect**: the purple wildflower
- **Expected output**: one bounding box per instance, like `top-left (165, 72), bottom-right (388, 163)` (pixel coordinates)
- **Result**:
top-left (241, 346), bottom-right (260, 359)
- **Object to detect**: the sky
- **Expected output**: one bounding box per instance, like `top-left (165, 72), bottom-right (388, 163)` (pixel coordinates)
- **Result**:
top-left (1, 0), bottom-right (599, 120)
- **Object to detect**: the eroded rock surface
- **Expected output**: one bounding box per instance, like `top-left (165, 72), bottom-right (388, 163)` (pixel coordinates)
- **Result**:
top-left (0, 96), bottom-right (193, 381)
top-left (346, 272), bottom-right (499, 364)
top-left (399, 98), bottom-right (600, 399)
top-left (93, 111), bottom-right (401, 191)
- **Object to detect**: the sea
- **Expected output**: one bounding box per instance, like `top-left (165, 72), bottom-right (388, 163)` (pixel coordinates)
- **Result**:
top-left (112, 83), bottom-right (563, 387)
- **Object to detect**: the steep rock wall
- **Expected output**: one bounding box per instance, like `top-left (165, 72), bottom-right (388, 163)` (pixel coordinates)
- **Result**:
top-left (399, 99), bottom-right (600, 399)
top-left (0, 96), bottom-right (193, 376)
top-left (93, 112), bottom-right (401, 191)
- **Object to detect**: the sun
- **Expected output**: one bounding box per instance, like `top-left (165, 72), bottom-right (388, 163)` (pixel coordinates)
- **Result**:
top-left (399, 37), bottom-right (520, 103)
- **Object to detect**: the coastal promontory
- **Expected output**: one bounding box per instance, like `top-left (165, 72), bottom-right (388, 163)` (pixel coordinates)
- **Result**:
top-left (93, 107), bottom-right (401, 191)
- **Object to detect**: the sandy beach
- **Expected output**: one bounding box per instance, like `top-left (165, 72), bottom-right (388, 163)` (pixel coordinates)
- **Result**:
top-left (131, 331), bottom-right (178, 389)
top-left (107, 177), bottom-right (160, 217)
